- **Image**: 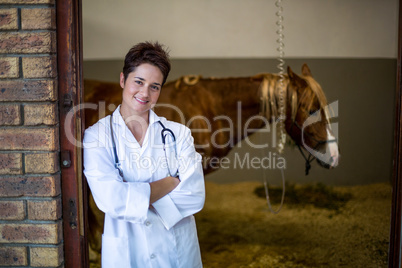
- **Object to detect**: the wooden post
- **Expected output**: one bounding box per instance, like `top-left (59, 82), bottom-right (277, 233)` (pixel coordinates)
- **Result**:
top-left (56, 0), bottom-right (88, 267)
top-left (389, 0), bottom-right (402, 267)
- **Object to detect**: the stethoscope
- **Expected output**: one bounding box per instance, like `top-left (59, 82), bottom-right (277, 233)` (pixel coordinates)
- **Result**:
top-left (109, 114), bottom-right (179, 179)
top-left (157, 120), bottom-right (179, 177)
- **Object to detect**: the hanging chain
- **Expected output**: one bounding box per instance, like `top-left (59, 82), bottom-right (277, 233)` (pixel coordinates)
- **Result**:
top-left (276, 0), bottom-right (286, 154)
top-left (262, 0), bottom-right (286, 214)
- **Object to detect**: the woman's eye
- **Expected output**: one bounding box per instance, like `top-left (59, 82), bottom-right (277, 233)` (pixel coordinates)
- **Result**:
top-left (135, 80), bottom-right (143, 85)
top-left (151, 85), bottom-right (160, 91)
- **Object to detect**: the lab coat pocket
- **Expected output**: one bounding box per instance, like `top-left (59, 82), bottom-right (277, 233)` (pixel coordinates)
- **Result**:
top-left (101, 235), bottom-right (129, 267)
top-left (173, 216), bottom-right (202, 267)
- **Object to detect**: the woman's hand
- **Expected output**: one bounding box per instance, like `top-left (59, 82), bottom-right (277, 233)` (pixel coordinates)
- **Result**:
top-left (149, 176), bottom-right (180, 204)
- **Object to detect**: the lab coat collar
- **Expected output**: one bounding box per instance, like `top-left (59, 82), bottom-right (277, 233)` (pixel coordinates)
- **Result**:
top-left (111, 106), bottom-right (162, 151)
top-left (149, 109), bottom-right (161, 127)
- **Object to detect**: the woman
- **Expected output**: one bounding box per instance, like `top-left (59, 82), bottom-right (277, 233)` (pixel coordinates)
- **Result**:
top-left (83, 41), bottom-right (205, 267)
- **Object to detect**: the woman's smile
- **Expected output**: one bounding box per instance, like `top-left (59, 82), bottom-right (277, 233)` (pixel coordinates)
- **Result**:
top-left (134, 96), bottom-right (149, 104)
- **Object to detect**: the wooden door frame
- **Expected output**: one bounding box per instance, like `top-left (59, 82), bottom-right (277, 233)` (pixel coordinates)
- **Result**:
top-left (57, 0), bottom-right (88, 267)
top-left (389, 0), bottom-right (402, 267)
top-left (56, 0), bottom-right (402, 267)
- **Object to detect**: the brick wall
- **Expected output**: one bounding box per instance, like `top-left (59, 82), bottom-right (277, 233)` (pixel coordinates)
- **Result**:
top-left (0, 0), bottom-right (63, 267)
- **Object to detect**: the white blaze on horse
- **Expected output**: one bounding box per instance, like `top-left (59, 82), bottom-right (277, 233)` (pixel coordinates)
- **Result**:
top-left (83, 63), bottom-right (340, 260)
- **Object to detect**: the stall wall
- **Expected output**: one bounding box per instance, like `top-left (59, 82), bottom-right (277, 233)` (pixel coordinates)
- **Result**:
top-left (83, 0), bottom-right (398, 59)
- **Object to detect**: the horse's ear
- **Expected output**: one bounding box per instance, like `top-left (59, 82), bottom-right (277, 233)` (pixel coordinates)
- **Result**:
top-left (288, 66), bottom-right (301, 82)
top-left (287, 66), bottom-right (295, 79)
top-left (288, 66), bottom-right (308, 88)
top-left (301, 63), bottom-right (312, 77)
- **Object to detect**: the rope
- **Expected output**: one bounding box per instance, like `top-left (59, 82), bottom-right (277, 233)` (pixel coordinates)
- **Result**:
top-left (261, 0), bottom-right (286, 214)
top-left (275, 0), bottom-right (286, 154)
top-left (263, 168), bottom-right (286, 214)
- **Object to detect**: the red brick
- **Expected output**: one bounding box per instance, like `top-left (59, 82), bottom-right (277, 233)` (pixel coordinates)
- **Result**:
top-left (0, 32), bottom-right (56, 54)
top-left (25, 152), bottom-right (59, 174)
top-left (0, 104), bottom-right (21, 126)
top-left (28, 198), bottom-right (61, 221)
top-left (0, 246), bottom-right (27, 266)
top-left (0, 222), bottom-right (62, 244)
top-left (0, 57), bottom-right (19, 78)
top-left (0, 80), bottom-right (57, 102)
top-left (21, 8), bottom-right (56, 30)
top-left (22, 56), bottom-right (57, 78)
top-left (0, 9), bottom-right (18, 30)
top-left (0, 175), bottom-right (61, 197)
top-left (0, 153), bottom-right (22, 175)
top-left (0, 128), bottom-right (59, 150)
top-left (30, 245), bottom-right (63, 267)
top-left (24, 103), bottom-right (58, 125)
top-left (0, 200), bottom-right (25, 220)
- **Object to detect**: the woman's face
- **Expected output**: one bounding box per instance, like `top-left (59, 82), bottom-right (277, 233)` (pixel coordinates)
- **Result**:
top-left (120, 63), bottom-right (164, 118)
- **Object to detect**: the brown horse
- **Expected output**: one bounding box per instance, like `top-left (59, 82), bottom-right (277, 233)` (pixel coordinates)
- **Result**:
top-left (83, 64), bottom-right (339, 262)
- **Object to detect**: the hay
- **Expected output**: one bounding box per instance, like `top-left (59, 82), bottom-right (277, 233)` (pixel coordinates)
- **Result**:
top-left (89, 181), bottom-right (391, 267)
top-left (196, 181), bottom-right (391, 268)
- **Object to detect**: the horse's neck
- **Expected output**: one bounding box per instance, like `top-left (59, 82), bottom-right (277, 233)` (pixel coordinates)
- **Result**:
top-left (225, 74), bottom-right (290, 145)
top-left (198, 74), bottom-right (293, 165)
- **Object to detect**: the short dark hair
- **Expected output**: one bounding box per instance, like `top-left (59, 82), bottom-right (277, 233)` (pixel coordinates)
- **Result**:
top-left (122, 41), bottom-right (171, 85)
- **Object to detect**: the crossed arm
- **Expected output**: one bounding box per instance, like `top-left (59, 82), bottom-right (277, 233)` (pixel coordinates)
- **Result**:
top-left (149, 176), bottom-right (180, 204)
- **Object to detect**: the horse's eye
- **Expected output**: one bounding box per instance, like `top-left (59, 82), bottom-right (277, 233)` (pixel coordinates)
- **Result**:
top-left (309, 109), bottom-right (319, 115)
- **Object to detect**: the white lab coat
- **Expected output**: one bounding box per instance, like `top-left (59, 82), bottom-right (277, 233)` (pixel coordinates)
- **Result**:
top-left (83, 106), bottom-right (205, 268)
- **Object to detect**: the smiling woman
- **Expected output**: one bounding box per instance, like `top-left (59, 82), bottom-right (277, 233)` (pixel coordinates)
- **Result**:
top-left (83, 41), bottom-right (205, 268)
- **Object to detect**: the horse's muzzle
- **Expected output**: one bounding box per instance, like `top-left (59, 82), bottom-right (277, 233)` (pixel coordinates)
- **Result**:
top-left (316, 153), bottom-right (340, 169)
top-left (313, 139), bottom-right (340, 169)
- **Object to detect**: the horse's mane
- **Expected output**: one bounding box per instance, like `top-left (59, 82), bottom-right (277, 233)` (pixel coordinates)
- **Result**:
top-left (259, 73), bottom-right (329, 123)
top-left (258, 74), bottom-right (289, 120)
top-left (302, 76), bottom-right (331, 124)
top-left (301, 76), bottom-right (328, 113)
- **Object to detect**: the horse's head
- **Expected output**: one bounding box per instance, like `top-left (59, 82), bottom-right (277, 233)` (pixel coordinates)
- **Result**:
top-left (285, 64), bottom-right (340, 171)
